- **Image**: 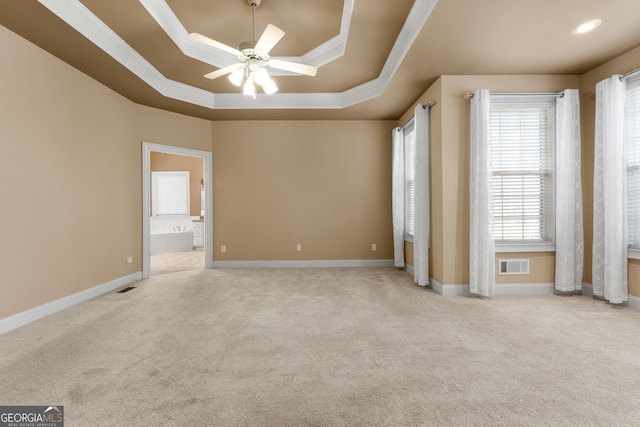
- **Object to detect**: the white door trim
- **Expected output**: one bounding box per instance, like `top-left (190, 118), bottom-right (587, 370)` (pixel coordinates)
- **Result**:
top-left (142, 142), bottom-right (213, 279)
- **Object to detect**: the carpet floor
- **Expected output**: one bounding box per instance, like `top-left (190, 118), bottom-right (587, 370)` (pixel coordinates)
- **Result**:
top-left (151, 250), bottom-right (204, 276)
top-left (1, 268), bottom-right (640, 426)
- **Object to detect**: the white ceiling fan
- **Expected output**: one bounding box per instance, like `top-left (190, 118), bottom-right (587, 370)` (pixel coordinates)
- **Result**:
top-left (188, 0), bottom-right (318, 97)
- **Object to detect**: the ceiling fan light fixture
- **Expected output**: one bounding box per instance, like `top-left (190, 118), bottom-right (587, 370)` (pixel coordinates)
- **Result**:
top-left (243, 77), bottom-right (256, 98)
top-left (261, 78), bottom-right (278, 95)
top-left (190, 0), bottom-right (316, 97)
top-left (228, 68), bottom-right (244, 87)
top-left (253, 67), bottom-right (270, 85)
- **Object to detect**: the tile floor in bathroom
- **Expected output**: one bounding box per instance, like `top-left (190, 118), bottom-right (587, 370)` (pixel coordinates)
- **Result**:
top-left (150, 249), bottom-right (204, 275)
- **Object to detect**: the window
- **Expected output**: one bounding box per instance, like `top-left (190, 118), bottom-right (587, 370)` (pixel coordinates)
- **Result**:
top-left (627, 75), bottom-right (640, 247)
top-left (152, 171), bottom-right (190, 216)
top-left (404, 120), bottom-right (416, 238)
top-left (490, 98), bottom-right (555, 243)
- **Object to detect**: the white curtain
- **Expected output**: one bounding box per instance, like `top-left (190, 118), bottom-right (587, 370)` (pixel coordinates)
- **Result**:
top-left (469, 89), bottom-right (495, 297)
top-left (555, 89), bottom-right (584, 293)
top-left (593, 76), bottom-right (628, 304)
top-left (414, 105), bottom-right (430, 286)
top-left (392, 127), bottom-right (405, 268)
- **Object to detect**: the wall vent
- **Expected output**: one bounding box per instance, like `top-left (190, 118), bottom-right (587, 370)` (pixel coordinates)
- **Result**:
top-left (499, 259), bottom-right (530, 275)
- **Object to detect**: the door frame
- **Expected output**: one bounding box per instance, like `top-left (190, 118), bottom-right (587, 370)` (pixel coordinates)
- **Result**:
top-left (142, 142), bottom-right (213, 279)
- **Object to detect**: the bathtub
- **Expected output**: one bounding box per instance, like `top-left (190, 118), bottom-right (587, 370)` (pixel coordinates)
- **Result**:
top-left (150, 230), bottom-right (194, 255)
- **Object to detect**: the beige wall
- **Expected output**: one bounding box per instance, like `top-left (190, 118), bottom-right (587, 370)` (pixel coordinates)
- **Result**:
top-left (0, 26), bottom-right (212, 319)
top-left (399, 75), bottom-right (581, 287)
top-left (134, 105), bottom-right (212, 153)
top-left (494, 253), bottom-right (555, 284)
top-left (211, 120), bottom-right (395, 261)
top-left (150, 152), bottom-right (204, 217)
top-left (579, 46), bottom-right (640, 295)
top-left (0, 25), bottom-right (137, 318)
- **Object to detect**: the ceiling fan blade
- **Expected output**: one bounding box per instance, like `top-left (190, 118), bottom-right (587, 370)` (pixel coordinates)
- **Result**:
top-left (268, 59), bottom-right (318, 77)
top-left (255, 24), bottom-right (285, 54)
top-left (204, 63), bottom-right (244, 80)
top-left (188, 32), bottom-right (242, 57)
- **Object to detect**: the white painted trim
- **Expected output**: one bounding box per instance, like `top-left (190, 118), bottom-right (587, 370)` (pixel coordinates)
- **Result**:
top-left (212, 259), bottom-right (395, 269)
top-left (628, 247), bottom-right (640, 260)
top-left (142, 143), bottom-right (214, 279)
top-left (429, 278), bottom-right (444, 295)
top-left (0, 272), bottom-right (142, 335)
top-left (405, 264), bottom-right (415, 277)
top-left (37, 0), bottom-right (439, 110)
top-left (432, 279), bottom-right (469, 296)
top-left (212, 92), bottom-right (342, 109)
top-left (495, 243), bottom-right (555, 253)
top-left (495, 283), bottom-right (555, 295)
top-left (341, 0), bottom-right (439, 108)
top-left (430, 279), bottom-right (555, 296)
top-left (37, 0), bottom-right (216, 109)
top-left (582, 283), bottom-right (640, 311)
top-left (139, 0), bottom-right (356, 74)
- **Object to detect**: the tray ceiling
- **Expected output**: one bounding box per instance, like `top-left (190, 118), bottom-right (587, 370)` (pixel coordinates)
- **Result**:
top-left (1, 0), bottom-right (639, 120)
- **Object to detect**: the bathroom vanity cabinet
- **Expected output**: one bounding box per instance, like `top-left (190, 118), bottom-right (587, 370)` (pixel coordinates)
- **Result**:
top-left (192, 220), bottom-right (204, 248)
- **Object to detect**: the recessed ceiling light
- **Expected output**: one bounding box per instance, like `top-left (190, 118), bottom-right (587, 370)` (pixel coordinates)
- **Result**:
top-left (571, 19), bottom-right (602, 35)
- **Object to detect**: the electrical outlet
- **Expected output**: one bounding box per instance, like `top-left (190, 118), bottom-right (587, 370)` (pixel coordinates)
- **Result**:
top-left (297, 244), bottom-right (302, 252)
top-left (126, 257), bottom-right (133, 264)
top-left (371, 244), bottom-right (377, 251)
top-left (221, 245), bottom-right (226, 253)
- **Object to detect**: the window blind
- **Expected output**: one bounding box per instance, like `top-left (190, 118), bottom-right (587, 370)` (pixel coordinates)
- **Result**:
top-left (404, 120), bottom-right (416, 236)
top-left (490, 103), bottom-right (554, 242)
top-left (152, 171), bottom-right (190, 216)
top-left (626, 75), bottom-right (640, 247)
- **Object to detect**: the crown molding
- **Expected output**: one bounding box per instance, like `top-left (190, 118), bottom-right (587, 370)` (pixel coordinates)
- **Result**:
top-left (37, 0), bottom-right (438, 110)
top-left (139, 0), bottom-right (355, 77)
top-left (343, 0), bottom-right (439, 107)
top-left (139, 0), bottom-right (239, 67)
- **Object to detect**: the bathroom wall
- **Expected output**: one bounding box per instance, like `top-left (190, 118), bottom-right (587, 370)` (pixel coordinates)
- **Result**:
top-left (150, 152), bottom-right (204, 218)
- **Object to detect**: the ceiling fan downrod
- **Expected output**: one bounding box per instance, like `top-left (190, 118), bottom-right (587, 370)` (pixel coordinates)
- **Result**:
top-left (247, 0), bottom-right (261, 42)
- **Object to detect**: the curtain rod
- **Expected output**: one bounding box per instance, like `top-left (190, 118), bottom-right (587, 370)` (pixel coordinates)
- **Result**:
top-left (463, 92), bottom-right (565, 99)
top-left (399, 100), bottom-right (436, 128)
top-left (415, 100), bottom-right (437, 108)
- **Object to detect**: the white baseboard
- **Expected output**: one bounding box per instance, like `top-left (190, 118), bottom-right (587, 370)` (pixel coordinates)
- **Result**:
top-left (0, 271), bottom-right (143, 335)
top-left (212, 259), bottom-right (395, 269)
top-left (629, 295), bottom-right (640, 310)
top-left (495, 283), bottom-right (555, 295)
top-left (581, 283), bottom-right (640, 310)
top-left (405, 264), bottom-right (415, 277)
top-left (428, 279), bottom-right (555, 296)
top-left (431, 279), bottom-right (470, 296)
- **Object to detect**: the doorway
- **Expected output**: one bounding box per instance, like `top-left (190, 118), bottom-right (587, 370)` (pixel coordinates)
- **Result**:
top-left (142, 142), bottom-right (213, 279)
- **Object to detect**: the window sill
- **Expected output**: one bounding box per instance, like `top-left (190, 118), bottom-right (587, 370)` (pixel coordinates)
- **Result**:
top-left (495, 242), bottom-right (555, 253)
top-left (629, 247), bottom-right (640, 260)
